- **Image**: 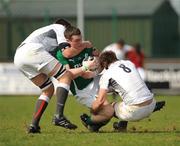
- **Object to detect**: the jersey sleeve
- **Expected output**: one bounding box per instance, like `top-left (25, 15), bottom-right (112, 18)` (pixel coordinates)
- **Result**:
top-left (52, 24), bottom-right (67, 45)
top-left (99, 73), bottom-right (109, 90)
top-left (58, 42), bottom-right (71, 51)
top-left (56, 50), bottom-right (69, 65)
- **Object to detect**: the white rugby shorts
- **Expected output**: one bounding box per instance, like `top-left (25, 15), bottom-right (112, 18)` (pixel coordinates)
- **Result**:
top-left (114, 98), bottom-right (156, 121)
top-left (75, 76), bottom-right (100, 108)
top-left (14, 43), bottom-right (62, 79)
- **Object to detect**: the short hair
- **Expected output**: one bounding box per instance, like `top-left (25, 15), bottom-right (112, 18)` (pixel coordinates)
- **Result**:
top-left (54, 18), bottom-right (71, 28)
top-left (99, 51), bottom-right (118, 69)
top-left (64, 26), bottom-right (81, 40)
top-left (117, 39), bottom-right (125, 46)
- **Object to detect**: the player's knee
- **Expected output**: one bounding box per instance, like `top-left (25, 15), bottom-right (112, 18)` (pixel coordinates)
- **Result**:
top-left (96, 104), bottom-right (115, 121)
top-left (65, 70), bottom-right (73, 80)
top-left (42, 84), bottom-right (54, 98)
top-left (39, 79), bottom-right (54, 98)
top-left (57, 70), bottom-right (73, 84)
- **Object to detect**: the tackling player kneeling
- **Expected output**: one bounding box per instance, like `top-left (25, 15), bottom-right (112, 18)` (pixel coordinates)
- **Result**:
top-left (80, 51), bottom-right (165, 132)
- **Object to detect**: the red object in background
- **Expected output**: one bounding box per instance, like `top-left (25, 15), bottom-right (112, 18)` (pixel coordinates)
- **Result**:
top-left (126, 49), bottom-right (144, 68)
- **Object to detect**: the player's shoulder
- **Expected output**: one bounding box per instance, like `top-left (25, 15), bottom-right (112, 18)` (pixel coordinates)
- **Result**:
top-left (120, 60), bottom-right (136, 68)
top-left (101, 68), bottom-right (112, 79)
top-left (50, 23), bottom-right (62, 27)
top-left (120, 59), bottom-right (132, 64)
top-left (49, 24), bottom-right (65, 30)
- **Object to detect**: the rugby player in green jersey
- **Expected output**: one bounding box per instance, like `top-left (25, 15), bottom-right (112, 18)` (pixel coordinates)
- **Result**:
top-left (54, 26), bottom-right (114, 132)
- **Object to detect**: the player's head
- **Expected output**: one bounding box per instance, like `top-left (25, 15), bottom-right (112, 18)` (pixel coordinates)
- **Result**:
top-left (64, 26), bottom-right (82, 49)
top-left (54, 18), bottom-right (71, 28)
top-left (99, 51), bottom-right (118, 69)
top-left (117, 39), bottom-right (125, 49)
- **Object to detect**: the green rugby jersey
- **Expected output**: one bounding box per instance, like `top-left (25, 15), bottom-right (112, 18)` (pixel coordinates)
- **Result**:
top-left (56, 48), bottom-right (93, 95)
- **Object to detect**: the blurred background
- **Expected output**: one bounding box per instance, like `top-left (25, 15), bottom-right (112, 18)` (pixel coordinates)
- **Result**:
top-left (0, 0), bottom-right (180, 95)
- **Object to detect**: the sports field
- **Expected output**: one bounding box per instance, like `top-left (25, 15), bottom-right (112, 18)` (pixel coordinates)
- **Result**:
top-left (0, 95), bottom-right (180, 146)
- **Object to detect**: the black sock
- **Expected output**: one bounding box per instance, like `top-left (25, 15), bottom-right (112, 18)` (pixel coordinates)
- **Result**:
top-left (56, 87), bottom-right (69, 118)
top-left (32, 99), bottom-right (48, 127)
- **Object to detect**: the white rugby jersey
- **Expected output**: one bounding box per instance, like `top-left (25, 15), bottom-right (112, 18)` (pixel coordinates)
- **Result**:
top-left (22, 24), bottom-right (67, 52)
top-left (99, 60), bottom-right (153, 105)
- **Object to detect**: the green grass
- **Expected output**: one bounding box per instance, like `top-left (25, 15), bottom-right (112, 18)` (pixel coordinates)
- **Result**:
top-left (0, 95), bottom-right (180, 146)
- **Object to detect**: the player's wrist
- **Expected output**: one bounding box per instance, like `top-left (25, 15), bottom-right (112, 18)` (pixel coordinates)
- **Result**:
top-left (82, 64), bottom-right (89, 71)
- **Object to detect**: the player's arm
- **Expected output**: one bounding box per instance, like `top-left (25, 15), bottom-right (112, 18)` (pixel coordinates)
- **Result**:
top-left (56, 49), bottom-right (70, 67)
top-left (82, 66), bottom-right (104, 79)
top-left (92, 73), bottom-right (110, 112)
top-left (92, 88), bottom-right (109, 112)
top-left (81, 70), bottom-right (97, 79)
top-left (62, 47), bottom-right (82, 58)
top-left (62, 41), bottom-right (93, 58)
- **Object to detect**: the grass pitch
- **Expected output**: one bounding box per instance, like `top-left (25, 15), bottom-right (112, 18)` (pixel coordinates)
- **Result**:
top-left (0, 95), bottom-right (180, 146)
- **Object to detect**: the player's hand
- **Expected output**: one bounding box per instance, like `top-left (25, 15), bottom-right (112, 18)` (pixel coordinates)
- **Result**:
top-left (92, 48), bottom-right (100, 56)
top-left (92, 98), bottom-right (104, 113)
top-left (82, 57), bottom-right (98, 71)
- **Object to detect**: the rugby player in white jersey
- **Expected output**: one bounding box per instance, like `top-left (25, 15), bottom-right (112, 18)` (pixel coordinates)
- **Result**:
top-left (14, 19), bottom-right (96, 133)
top-left (81, 51), bottom-right (165, 132)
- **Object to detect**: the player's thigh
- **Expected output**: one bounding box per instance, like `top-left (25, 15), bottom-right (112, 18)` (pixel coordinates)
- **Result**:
top-left (55, 70), bottom-right (73, 85)
top-left (14, 44), bottom-right (40, 79)
top-left (39, 55), bottom-right (73, 87)
top-left (31, 73), bottom-right (49, 87)
top-left (14, 44), bottom-right (55, 96)
top-left (15, 43), bottom-right (66, 79)
top-left (37, 51), bottom-right (66, 78)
